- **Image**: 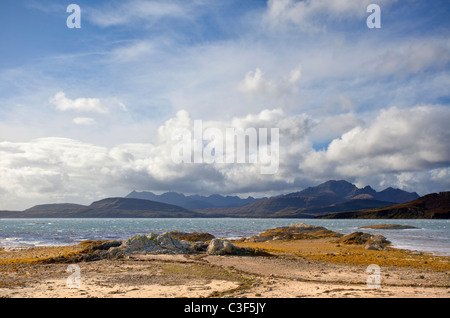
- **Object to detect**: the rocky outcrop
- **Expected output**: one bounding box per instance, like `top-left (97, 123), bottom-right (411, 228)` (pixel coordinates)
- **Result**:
top-left (358, 224), bottom-right (418, 230)
top-left (167, 231), bottom-right (215, 242)
top-left (205, 238), bottom-right (265, 255)
top-left (207, 238), bottom-right (235, 255)
top-left (287, 223), bottom-right (331, 232)
top-left (338, 232), bottom-right (390, 250)
top-left (246, 222), bottom-right (342, 242)
top-left (121, 233), bottom-right (189, 254)
top-left (109, 233), bottom-right (196, 256)
top-left (84, 232), bottom-right (266, 259)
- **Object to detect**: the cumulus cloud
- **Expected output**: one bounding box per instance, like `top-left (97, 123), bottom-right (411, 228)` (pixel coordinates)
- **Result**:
top-left (238, 66), bottom-right (301, 96)
top-left (0, 105), bottom-right (449, 210)
top-left (50, 92), bottom-right (108, 114)
top-left (0, 109), bottom-right (311, 209)
top-left (0, 138), bottom-right (110, 209)
top-left (1, 1), bottom-right (449, 210)
top-left (309, 111), bottom-right (364, 145)
top-left (301, 105), bottom-right (450, 178)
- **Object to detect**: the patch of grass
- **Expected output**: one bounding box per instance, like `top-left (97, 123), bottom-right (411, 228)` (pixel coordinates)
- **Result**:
top-left (160, 263), bottom-right (240, 282)
top-left (0, 246), bottom-right (85, 266)
top-left (234, 238), bottom-right (450, 272)
top-left (0, 240), bottom-right (120, 267)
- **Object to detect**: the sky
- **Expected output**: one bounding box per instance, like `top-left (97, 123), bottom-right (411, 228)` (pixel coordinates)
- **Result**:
top-left (0, 0), bottom-right (449, 210)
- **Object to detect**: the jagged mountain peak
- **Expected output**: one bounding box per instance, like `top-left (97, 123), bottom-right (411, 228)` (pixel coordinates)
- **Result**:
top-left (126, 190), bottom-right (265, 210)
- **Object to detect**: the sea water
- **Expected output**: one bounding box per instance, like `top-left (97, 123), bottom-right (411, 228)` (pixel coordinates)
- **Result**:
top-left (0, 218), bottom-right (449, 256)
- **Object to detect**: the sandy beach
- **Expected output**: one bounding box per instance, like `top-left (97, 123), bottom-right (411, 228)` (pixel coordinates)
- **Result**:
top-left (0, 226), bottom-right (449, 299)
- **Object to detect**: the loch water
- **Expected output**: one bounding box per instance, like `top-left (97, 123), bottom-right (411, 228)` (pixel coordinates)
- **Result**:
top-left (0, 218), bottom-right (449, 256)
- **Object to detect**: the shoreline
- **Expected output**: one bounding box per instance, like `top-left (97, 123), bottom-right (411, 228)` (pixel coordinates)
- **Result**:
top-left (1, 241), bottom-right (448, 258)
top-left (1, 218), bottom-right (449, 257)
top-left (1, 229), bottom-right (449, 298)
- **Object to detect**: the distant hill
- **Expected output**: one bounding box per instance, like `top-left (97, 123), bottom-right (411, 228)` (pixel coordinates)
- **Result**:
top-left (0, 180), bottom-right (429, 219)
top-left (374, 187), bottom-right (421, 203)
top-left (287, 180), bottom-right (419, 203)
top-left (0, 198), bottom-right (202, 218)
top-left (126, 190), bottom-right (265, 209)
top-left (297, 199), bottom-right (397, 216)
top-left (317, 192), bottom-right (450, 219)
top-left (25, 203), bottom-right (87, 212)
top-left (199, 180), bottom-right (420, 218)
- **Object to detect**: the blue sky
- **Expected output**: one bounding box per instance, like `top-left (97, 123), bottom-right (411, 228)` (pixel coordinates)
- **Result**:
top-left (0, 0), bottom-right (449, 210)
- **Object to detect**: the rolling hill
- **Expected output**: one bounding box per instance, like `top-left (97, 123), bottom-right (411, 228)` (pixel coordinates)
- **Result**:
top-left (0, 197), bottom-right (203, 218)
top-left (317, 191), bottom-right (450, 219)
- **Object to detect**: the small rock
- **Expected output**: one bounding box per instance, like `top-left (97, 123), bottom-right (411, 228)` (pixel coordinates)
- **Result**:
top-left (157, 232), bottom-right (187, 252)
top-left (206, 238), bottom-right (234, 255)
top-left (168, 231), bottom-right (215, 242)
top-left (340, 232), bottom-right (390, 250)
top-left (288, 223), bottom-right (328, 232)
top-left (359, 224), bottom-right (418, 230)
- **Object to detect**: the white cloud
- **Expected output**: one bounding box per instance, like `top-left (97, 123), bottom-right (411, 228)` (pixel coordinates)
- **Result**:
top-left (309, 111), bottom-right (364, 144)
top-left (238, 66), bottom-right (301, 97)
top-left (301, 105), bottom-right (450, 177)
top-left (110, 41), bottom-right (155, 63)
top-left (0, 105), bottom-right (449, 210)
top-left (238, 68), bottom-right (277, 95)
top-left (86, 0), bottom-right (191, 28)
top-left (50, 92), bottom-right (108, 114)
top-left (371, 39), bottom-right (450, 77)
top-left (1, 0), bottom-right (449, 210)
top-left (73, 117), bottom-right (97, 125)
top-left (0, 109), bottom-right (311, 209)
top-left (264, 0), bottom-right (396, 31)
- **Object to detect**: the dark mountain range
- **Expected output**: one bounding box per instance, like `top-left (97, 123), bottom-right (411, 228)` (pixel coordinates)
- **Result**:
top-left (0, 180), bottom-right (428, 219)
top-left (0, 197), bottom-right (202, 218)
top-left (317, 191), bottom-right (450, 219)
top-left (374, 187), bottom-right (421, 203)
top-left (287, 180), bottom-right (419, 203)
top-left (126, 190), bottom-right (265, 209)
top-left (199, 180), bottom-right (420, 218)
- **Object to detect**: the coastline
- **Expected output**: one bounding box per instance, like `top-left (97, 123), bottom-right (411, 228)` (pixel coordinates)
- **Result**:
top-left (0, 227), bottom-right (449, 298)
top-left (1, 218), bottom-right (449, 256)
